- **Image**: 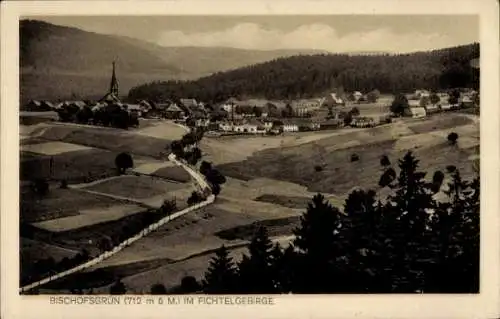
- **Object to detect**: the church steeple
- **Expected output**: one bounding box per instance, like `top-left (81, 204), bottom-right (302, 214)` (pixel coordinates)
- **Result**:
top-left (109, 61), bottom-right (119, 97)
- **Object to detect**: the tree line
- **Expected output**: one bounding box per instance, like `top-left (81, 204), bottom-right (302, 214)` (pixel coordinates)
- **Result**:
top-left (56, 103), bottom-right (139, 130)
top-left (128, 43), bottom-right (479, 103)
top-left (199, 152), bottom-right (479, 293)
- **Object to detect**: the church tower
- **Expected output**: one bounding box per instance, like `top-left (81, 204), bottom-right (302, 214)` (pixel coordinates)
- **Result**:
top-left (109, 61), bottom-right (119, 97)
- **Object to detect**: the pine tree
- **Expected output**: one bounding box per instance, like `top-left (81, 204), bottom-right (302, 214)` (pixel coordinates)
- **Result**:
top-left (237, 227), bottom-right (276, 293)
top-left (292, 194), bottom-right (343, 293)
top-left (383, 151), bottom-right (435, 292)
top-left (202, 245), bottom-right (238, 294)
top-left (341, 189), bottom-right (387, 292)
top-left (426, 171), bottom-right (479, 292)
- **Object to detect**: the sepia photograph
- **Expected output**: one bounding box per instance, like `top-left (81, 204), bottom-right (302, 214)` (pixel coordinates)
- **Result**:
top-left (2, 1), bottom-right (499, 318)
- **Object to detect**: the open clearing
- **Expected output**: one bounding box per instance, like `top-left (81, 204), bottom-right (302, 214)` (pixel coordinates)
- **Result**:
top-left (21, 141), bottom-right (94, 156)
top-left (31, 204), bottom-right (145, 232)
top-left (83, 175), bottom-right (188, 200)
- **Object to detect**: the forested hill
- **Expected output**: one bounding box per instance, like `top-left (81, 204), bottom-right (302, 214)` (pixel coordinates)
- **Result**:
top-left (128, 43), bottom-right (479, 103)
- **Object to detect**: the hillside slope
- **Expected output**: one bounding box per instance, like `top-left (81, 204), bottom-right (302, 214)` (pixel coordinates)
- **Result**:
top-left (20, 20), bottom-right (322, 102)
top-left (129, 43), bottom-right (479, 102)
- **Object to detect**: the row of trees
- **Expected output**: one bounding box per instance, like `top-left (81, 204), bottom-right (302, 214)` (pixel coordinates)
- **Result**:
top-left (200, 152), bottom-right (479, 293)
top-left (57, 103), bottom-right (139, 129)
top-left (128, 44), bottom-right (479, 103)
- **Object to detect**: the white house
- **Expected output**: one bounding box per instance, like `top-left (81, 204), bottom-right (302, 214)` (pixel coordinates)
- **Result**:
top-left (405, 107), bottom-right (427, 118)
top-left (283, 122), bottom-right (299, 132)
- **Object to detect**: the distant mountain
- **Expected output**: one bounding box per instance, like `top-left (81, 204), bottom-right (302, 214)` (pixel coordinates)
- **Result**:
top-left (19, 20), bottom-right (323, 103)
top-left (129, 43), bottom-right (480, 103)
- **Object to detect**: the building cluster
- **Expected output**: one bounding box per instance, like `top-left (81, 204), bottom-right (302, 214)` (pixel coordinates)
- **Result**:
top-left (22, 62), bottom-right (478, 134)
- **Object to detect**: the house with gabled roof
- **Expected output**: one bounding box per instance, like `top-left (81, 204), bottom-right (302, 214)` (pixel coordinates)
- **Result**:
top-left (164, 103), bottom-right (185, 119)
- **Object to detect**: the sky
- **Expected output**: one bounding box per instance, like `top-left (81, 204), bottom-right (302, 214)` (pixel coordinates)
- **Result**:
top-left (36, 15), bottom-right (479, 53)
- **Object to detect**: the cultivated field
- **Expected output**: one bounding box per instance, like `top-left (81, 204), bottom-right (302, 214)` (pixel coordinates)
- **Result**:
top-left (82, 175), bottom-right (187, 200)
top-left (20, 187), bottom-right (133, 223)
top-left (217, 114), bottom-right (478, 195)
top-left (21, 112), bottom-right (479, 294)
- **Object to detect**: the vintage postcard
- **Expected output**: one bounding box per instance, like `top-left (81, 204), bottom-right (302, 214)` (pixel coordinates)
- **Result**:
top-left (1, 0), bottom-right (499, 318)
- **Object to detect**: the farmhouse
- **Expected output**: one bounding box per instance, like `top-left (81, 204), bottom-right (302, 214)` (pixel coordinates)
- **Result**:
top-left (405, 107), bottom-right (427, 119)
top-left (415, 89), bottom-right (431, 98)
top-left (320, 92), bottom-right (345, 108)
top-left (319, 119), bottom-right (343, 130)
top-left (164, 103), bottom-right (185, 119)
top-left (353, 91), bottom-right (363, 101)
top-left (180, 98), bottom-right (199, 111)
top-left (351, 116), bottom-right (376, 128)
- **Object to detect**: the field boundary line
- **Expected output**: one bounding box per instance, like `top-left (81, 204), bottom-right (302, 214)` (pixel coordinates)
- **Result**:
top-left (19, 154), bottom-right (214, 293)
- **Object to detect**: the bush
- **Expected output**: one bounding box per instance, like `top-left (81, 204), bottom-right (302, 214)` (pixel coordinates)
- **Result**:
top-left (180, 276), bottom-right (201, 293)
top-left (115, 152), bottom-right (134, 174)
top-left (109, 280), bottom-right (127, 295)
top-left (32, 179), bottom-right (49, 196)
top-left (390, 94), bottom-right (409, 116)
top-left (380, 155), bottom-right (391, 167)
top-left (447, 132), bottom-right (459, 145)
top-left (350, 107), bottom-right (360, 116)
top-left (379, 167), bottom-right (396, 187)
top-left (350, 154), bottom-right (359, 162)
top-left (187, 191), bottom-right (204, 205)
top-left (59, 179), bottom-right (68, 189)
top-left (150, 283), bottom-right (167, 294)
top-left (446, 165), bottom-right (457, 173)
top-left (314, 165), bottom-right (323, 172)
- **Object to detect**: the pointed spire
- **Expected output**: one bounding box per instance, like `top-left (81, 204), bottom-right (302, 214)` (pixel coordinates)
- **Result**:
top-left (109, 60), bottom-right (119, 97)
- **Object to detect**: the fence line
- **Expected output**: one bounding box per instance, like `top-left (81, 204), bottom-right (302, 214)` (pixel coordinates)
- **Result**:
top-left (19, 154), bottom-right (214, 293)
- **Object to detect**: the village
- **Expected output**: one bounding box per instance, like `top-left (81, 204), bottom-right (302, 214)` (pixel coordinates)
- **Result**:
top-left (22, 64), bottom-right (479, 136)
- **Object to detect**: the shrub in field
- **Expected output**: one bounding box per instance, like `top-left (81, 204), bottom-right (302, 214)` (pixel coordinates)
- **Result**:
top-left (115, 152), bottom-right (133, 174)
top-left (380, 155), bottom-right (391, 168)
top-left (379, 167), bottom-right (396, 188)
top-left (350, 154), bottom-right (359, 162)
top-left (314, 165), bottom-right (323, 172)
top-left (447, 132), bottom-right (459, 145)
top-left (187, 191), bottom-right (204, 205)
top-left (180, 276), bottom-right (201, 293)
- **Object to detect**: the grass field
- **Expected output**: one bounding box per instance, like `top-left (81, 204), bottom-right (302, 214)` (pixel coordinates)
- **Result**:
top-left (20, 148), bottom-right (121, 183)
top-left (254, 194), bottom-right (315, 209)
top-left (218, 114), bottom-right (479, 196)
top-left (20, 187), bottom-right (132, 223)
top-left (20, 237), bottom-right (79, 262)
top-left (29, 124), bottom-right (170, 158)
top-left (32, 204), bottom-right (146, 232)
top-left (83, 175), bottom-right (187, 200)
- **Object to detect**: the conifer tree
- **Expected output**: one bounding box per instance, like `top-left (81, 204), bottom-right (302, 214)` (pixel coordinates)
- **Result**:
top-left (383, 151), bottom-right (435, 292)
top-left (426, 171), bottom-right (479, 292)
top-left (237, 227), bottom-right (276, 293)
top-left (341, 189), bottom-right (387, 292)
top-left (292, 194), bottom-right (343, 293)
top-left (202, 245), bottom-right (238, 294)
